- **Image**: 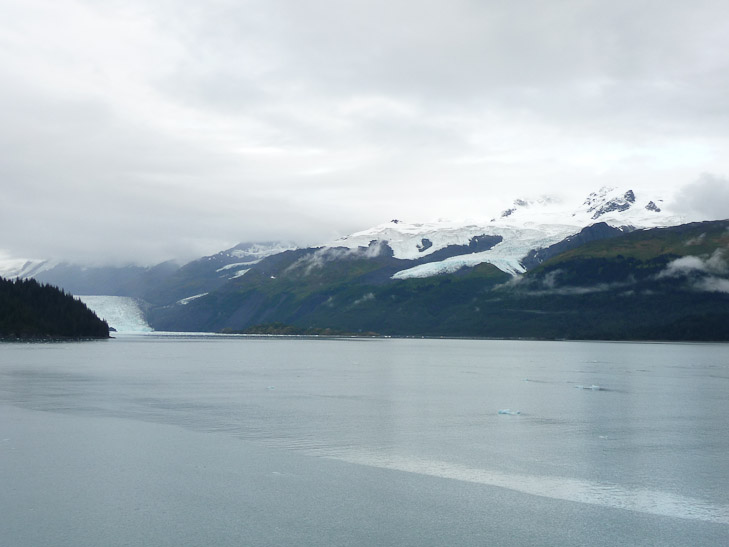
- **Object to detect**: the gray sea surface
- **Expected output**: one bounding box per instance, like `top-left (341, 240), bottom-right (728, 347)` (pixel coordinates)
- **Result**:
top-left (1, 335), bottom-right (728, 546)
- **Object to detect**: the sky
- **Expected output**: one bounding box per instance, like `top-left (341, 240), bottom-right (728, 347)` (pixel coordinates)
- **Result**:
top-left (1, 0), bottom-right (729, 265)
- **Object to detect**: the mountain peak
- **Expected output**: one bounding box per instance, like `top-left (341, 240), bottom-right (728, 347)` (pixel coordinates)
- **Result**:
top-left (500, 195), bottom-right (562, 217)
top-left (584, 188), bottom-right (637, 220)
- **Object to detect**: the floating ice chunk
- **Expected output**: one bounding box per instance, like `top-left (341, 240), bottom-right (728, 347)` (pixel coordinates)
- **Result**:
top-left (498, 409), bottom-right (520, 415)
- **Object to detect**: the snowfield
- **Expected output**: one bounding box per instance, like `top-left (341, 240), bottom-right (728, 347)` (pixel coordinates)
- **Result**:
top-left (327, 187), bottom-right (686, 278)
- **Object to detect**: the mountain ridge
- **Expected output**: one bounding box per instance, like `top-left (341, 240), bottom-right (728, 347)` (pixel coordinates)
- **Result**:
top-left (2, 186), bottom-right (726, 341)
top-left (146, 220), bottom-right (729, 340)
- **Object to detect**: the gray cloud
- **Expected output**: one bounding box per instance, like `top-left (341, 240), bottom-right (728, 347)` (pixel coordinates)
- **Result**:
top-left (672, 174), bottom-right (729, 221)
top-left (2, 0), bottom-right (729, 264)
top-left (287, 241), bottom-right (389, 275)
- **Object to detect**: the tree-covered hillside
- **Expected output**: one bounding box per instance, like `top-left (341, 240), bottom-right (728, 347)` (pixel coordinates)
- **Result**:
top-left (0, 277), bottom-right (109, 339)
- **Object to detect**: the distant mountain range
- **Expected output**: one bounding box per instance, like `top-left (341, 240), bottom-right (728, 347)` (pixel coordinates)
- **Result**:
top-left (3, 187), bottom-right (728, 340)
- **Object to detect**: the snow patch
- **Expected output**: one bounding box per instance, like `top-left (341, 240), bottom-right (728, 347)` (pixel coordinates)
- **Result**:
top-left (216, 261), bottom-right (259, 272)
top-left (177, 293), bottom-right (208, 305)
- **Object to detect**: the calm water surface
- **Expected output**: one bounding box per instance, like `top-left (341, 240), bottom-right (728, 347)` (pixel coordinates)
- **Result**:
top-left (1, 336), bottom-right (728, 546)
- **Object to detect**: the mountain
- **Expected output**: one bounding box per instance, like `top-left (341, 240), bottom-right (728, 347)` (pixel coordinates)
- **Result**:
top-left (0, 277), bottom-right (110, 339)
top-left (140, 242), bottom-right (298, 306)
top-left (5, 186), bottom-right (726, 340)
top-left (148, 219), bottom-right (729, 340)
top-left (1, 242), bottom-right (296, 303)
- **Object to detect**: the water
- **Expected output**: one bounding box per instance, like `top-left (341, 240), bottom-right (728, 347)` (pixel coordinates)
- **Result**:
top-left (1, 336), bottom-right (728, 546)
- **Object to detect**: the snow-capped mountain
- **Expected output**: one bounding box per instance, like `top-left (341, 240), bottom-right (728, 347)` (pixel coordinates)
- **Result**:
top-left (160, 241), bottom-right (299, 306)
top-left (0, 256), bottom-right (55, 280)
top-left (203, 241), bottom-right (298, 281)
top-left (327, 187), bottom-right (684, 277)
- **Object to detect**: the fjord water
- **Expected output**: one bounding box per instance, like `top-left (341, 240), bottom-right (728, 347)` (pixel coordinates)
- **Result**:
top-left (1, 337), bottom-right (728, 546)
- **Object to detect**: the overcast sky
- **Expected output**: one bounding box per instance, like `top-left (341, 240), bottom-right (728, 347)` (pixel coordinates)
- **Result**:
top-left (2, 0), bottom-right (729, 265)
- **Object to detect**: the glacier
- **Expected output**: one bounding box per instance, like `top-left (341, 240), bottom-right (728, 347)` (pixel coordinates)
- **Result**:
top-left (76, 295), bottom-right (153, 333)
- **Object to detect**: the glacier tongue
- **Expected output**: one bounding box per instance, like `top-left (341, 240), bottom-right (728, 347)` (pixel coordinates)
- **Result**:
top-left (76, 295), bottom-right (152, 333)
top-left (391, 224), bottom-right (578, 279)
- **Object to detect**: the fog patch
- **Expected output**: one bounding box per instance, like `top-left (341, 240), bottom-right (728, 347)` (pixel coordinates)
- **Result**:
top-left (658, 249), bottom-right (728, 278)
top-left (353, 293), bottom-right (375, 306)
top-left (542, 269), bottom-right (562, 289)
top-left (288, 241), bottom-right (391, 274)
top-left (656, 250), bottom-right (729, 293)
top-left (494, 274), bottom-right (526, 291)
top-left (695, 277), bottom-right (729, 294)
top-left (504, 271), bottom-right (636, 296)
top-left (528, 282), bottom-right (632, 296)
top-left (685, 233), bottom-right (706, 246)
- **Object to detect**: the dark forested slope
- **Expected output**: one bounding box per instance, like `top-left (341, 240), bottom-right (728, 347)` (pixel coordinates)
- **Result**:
top-left (0, 277), bottom-right (109, 339)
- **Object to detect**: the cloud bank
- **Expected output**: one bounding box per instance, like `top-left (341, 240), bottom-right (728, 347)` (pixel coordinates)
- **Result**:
top-left (1, 0), bottom-right (729, 264)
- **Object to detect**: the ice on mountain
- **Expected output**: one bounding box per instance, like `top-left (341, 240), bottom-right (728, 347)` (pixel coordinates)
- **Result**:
top-left (391, 223), bottom-right (576, 279)
top-left (76, 295), bottom-right (152, 333)
top-left (329, 186), bottom-right (684, 279)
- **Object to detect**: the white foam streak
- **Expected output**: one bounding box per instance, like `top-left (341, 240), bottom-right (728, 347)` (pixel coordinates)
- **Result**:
top-left (320, 450), bottom-right (729, 524)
